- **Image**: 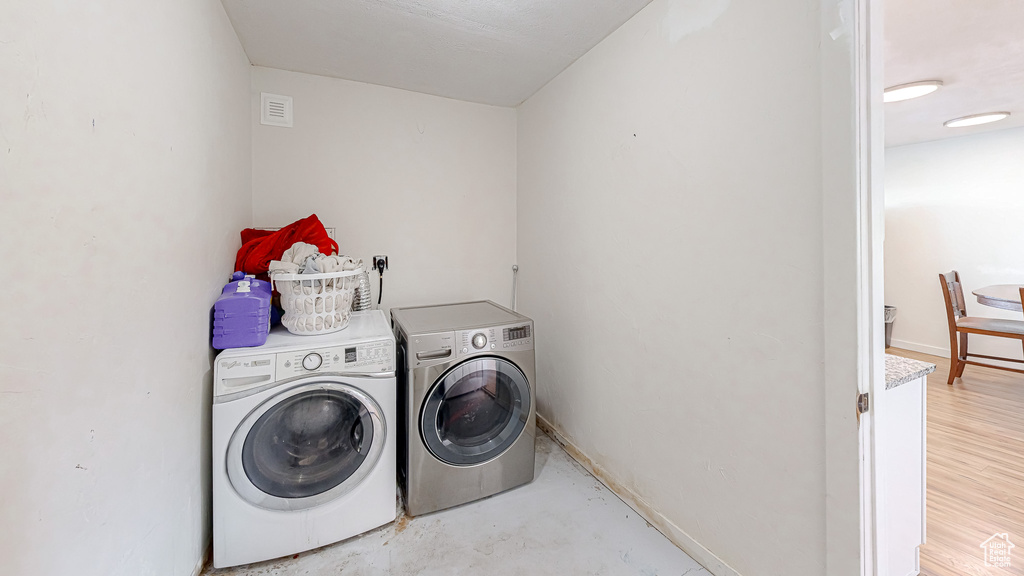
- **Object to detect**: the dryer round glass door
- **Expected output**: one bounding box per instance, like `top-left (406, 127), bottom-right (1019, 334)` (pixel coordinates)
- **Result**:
top-left (421, 356), bottom-right (531, 466)
top-left (226, 379), bottom-right (385, 511)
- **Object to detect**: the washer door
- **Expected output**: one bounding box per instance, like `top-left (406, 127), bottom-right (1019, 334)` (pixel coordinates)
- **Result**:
top-left (227, 379), bottom-right (385, 511)
top-left (421, 356), bottom-right (531, 466)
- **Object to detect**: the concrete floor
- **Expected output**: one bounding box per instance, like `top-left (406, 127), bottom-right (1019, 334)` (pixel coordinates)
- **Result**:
top-left (206, 432), bottom-right (706, 575)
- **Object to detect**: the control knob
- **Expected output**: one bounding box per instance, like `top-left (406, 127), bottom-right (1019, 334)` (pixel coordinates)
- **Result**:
top-left (471, 333), bottom-right (487, 350)
top-left (302, 352), bottom-right (323, 371)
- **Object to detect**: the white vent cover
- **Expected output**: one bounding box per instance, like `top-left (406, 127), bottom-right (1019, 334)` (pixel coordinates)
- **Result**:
top-left (260, 93), bottom-right (293, 127)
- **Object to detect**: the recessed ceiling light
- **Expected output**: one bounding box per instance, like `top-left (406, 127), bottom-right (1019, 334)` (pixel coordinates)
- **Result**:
top-left (883, 80), bottom-right (943, 103)
top-left (943, 112), bottom-right (1011, 128)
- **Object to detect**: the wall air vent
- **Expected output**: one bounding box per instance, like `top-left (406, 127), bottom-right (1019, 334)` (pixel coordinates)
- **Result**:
top-left (260, 93), bottom-right (293, 127)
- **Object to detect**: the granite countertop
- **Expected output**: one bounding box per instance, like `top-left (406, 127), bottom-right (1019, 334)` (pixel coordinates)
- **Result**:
top-left (885, 354), bottom-right (936, 390)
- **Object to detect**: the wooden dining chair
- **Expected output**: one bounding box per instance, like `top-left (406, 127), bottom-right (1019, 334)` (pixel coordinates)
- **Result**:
top-left (939, 271), bottom-right (1024, 385)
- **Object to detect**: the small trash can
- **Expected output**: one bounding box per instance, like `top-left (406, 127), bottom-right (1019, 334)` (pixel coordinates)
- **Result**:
top-left (884, 305), bottom-right (897, 348)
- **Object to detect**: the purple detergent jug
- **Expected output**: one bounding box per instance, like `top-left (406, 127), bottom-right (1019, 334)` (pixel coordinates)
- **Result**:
top-left (212, 279), bottom-right (271, 349)
top-left (223, 273), bottom-right (271, 296)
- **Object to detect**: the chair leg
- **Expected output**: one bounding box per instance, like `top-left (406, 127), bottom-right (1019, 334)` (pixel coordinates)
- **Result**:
top-left (956, 332), bottom-right (969, 378)
top-left (948, 332), bottom-right (960, 385)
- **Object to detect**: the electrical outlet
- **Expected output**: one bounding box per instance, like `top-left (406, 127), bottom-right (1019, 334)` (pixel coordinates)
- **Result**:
top-left (372, 255), bottom-right (388, 274)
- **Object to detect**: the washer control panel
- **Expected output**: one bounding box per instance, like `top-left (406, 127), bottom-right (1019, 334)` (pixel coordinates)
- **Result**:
top-left (276, 339), bottom-right (395, 376)
top-left (456, 322), bottom-right (533, 357)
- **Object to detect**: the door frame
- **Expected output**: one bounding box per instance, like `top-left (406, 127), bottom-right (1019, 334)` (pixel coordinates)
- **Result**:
top-left (853, 0), bottom-right (888, 573)
top-left (821, 0), bottom-right (886, 573)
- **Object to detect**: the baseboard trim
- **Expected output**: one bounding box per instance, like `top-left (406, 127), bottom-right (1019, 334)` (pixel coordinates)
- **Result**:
top-left (889, 338), bottom-right (1024, 371)
top-left (889, 339), bottom-right (948, 359)
top-left (535, 414), bottom-right (741, 576)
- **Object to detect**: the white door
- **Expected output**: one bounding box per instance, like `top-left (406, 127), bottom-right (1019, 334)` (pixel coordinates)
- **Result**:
top-left (857, 0), bottom-right (927, 572)
top-left (226, 378), bottom-right (386, 512)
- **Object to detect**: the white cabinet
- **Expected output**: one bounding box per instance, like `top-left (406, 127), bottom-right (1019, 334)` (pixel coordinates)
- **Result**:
top-left (876, 357), bottom-right (931, 576)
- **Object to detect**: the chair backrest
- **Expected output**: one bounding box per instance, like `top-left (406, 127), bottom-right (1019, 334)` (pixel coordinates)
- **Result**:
top-left (939, 271), bottom-right (967, 326)
top-left (1020, 287), bottom-right (1024, 320)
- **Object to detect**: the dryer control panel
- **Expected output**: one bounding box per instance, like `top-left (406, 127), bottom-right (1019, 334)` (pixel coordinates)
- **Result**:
top-left (456, 322), bottom-right (534, 357)
top-left (276, 339), bottom-right (395, 377)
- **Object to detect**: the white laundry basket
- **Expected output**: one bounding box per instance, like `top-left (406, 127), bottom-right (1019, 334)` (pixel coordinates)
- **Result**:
top-left (271, 268), bottom-right (362, 335)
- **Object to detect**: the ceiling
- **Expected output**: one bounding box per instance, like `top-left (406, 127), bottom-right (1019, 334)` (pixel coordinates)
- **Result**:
top-left (221, 0), bottom-right (1022, 141)
top-left (220, 0), bottom-right (654, 107)
top-left (885, 0), bottom-right (1024, 147)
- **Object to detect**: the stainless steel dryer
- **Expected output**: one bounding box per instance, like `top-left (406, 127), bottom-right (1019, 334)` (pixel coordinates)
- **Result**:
top-left (392, 300), bottom-right (536, 516)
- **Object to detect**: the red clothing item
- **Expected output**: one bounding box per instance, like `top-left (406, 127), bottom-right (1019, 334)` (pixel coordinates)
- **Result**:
top-left (234, 214), bottom-right (339, 274)
top-left (239, 228), bottom-right (275, 245)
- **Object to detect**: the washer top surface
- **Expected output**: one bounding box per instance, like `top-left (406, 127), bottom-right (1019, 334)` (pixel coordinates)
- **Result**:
top-left (391, 301), bottom-right (529, 335)
top-left (217, 310), bottom-right (393, 359)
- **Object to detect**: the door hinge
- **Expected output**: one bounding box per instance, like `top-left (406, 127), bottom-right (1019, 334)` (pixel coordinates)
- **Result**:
top-left (856, 392), bottom-right (870, 425)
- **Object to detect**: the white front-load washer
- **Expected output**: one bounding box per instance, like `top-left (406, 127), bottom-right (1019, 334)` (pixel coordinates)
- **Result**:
top-left (212, 310), bottom-right (396, 569)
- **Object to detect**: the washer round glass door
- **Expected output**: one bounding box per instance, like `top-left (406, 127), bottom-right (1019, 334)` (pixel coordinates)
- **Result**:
top-left (226, 379), bottom-right (385, 511)
top-left (421, 356), bottom-right (531, 466)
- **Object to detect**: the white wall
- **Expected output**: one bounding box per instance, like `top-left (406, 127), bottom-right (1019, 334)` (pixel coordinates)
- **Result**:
top-left (517, 0), bottom-right (850, 574)
top-left (885, 127), bottom-right (1024, 361)
top-left (251, 67), bottom-right (518, 313)
top-left (0, 2), bottom-right (251, 575)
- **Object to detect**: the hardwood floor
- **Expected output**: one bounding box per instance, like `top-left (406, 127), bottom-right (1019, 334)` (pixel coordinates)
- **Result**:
top-left (889, 348), bottom-right (1024, 576)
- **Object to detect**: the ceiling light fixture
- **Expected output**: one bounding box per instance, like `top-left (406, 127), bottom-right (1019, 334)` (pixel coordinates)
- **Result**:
top-left (883, 80), bottom-right (943, 103)
top-left (943, 112), bottom-right (1011, 128)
